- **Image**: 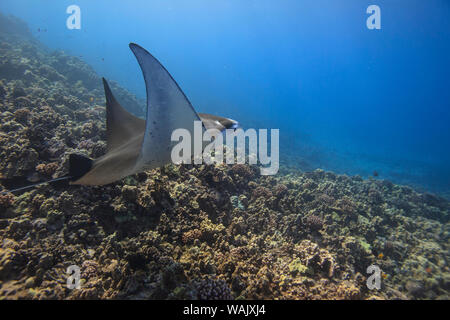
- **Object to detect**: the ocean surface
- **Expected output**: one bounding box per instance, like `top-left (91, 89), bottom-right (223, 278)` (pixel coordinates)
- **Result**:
top-left (1, 0), bottom-right (449, 197)
top-left (0, 1), bottom-right (449, 301)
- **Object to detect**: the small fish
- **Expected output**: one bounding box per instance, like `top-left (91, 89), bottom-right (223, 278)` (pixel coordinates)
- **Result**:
top-left (90, 97), bottom-right (94, 102)
top-left (378, 253), bottom-right (384, 259)
top-left (373, 171), bottom-right (379, 177)
top-left (425, 267), bottom-right (432, 273)
top-left (382, 273), bottom-right (388, 279)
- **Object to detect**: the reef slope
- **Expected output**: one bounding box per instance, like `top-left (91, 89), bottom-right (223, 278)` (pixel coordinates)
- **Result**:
top-left (0, 14), bottom-right (448, 300)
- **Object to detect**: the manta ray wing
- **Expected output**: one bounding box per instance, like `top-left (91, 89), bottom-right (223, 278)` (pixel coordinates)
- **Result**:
top-left (70, 79), bottom-right (145, 185)
top-left (129, 43), bottom-right (202, 171)
top-left (103, 78), bottom-right (145, 151)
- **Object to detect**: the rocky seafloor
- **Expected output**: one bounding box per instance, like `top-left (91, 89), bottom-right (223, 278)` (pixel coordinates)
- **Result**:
top-left (0, 13), bottom-right (449, 300)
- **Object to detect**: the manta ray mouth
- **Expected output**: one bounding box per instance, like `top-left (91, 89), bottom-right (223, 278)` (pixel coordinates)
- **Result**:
top-left (229, 121), bottom-right (239, 130)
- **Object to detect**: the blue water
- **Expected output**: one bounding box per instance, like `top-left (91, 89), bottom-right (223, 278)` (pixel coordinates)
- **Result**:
top-left (1, 0), bottom-right (449, 196)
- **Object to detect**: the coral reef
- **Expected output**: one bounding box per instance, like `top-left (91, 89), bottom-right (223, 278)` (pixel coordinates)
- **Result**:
top-left (193, 277), bottom-right (233, 300)
top-left (0, 13), bottom-right (449, 300)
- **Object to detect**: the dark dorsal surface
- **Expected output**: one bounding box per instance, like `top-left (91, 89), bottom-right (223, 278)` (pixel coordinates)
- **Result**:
top-left (103, 78), bottom-right (145, 151)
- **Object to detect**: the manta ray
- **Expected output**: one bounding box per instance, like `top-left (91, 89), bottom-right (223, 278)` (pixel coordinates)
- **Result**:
top-left (2, 43), bottom-right (238, 194)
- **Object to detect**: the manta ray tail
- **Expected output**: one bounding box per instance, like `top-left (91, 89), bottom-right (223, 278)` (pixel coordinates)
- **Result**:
top-left (0, 175), bottom-right (72, 195)
top-left (1, 153), bottom-right (92, 195)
